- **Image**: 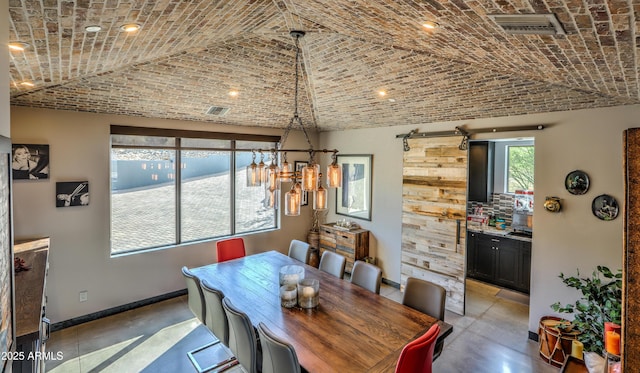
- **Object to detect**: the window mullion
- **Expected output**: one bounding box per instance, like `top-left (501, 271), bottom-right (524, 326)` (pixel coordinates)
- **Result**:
top-left (230, 141), bottom-right (236, 235)
top-left (176, 138), bottom-right (182, 244)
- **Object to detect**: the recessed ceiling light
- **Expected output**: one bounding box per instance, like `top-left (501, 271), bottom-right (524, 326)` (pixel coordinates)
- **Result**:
top-left (119, 23), bottom-right (141, 33)
top-left (228, 90), bottom-right (239, 97)
top-left (8, 42), bottom-right (30, 51)
top-left (388, 98), bottom-right (396, 103)
top-left (422, 21), bottom-right (440, 30)
top-left (378, 90), bottom-right (387, 97)
top-left (85, 25), bottom-right (102, 32)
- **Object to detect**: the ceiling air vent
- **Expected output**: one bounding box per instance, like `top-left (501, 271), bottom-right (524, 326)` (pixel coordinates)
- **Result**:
top-left (488, 13), bottom-right (565, 35)
top-left (205, 106), bottom-right (230, 116)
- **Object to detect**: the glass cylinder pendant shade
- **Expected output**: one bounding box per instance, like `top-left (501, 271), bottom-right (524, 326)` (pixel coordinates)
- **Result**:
top-left (285, 188), bottom-right (300, 216)
top-left (326, 162), bottom-right (342, 188)
top-left (246, 162), bottom-right (261, 187)
top-left (302, 163), bottom-right (320, 191)
top-left (264, 188), bottom-right (278, 209)
top-left (293, 182), bottom-right (302, 206)
top-left (314, 185), bottom-right (328, 210)
top-left (258, 159), bottom-right (267, 183)
top-left (279, 160), bottom-right (293, 183)
top-left (267, 163), bottom-right (280, 190)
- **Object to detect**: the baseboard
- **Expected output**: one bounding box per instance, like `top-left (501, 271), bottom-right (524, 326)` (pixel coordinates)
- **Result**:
top-left (51, 289), bottom-right (187, 332)
top-left (528, 330), bottom-right (539, 342)
top-left (382, 278), bottom-right (400, 289)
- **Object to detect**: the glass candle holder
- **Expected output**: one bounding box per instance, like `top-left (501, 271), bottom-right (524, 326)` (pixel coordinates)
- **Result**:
top-left (297, 278), bottom-right (319, 309)
top-left (279, 265), bottom-right (305, 286)
top-left (280, 285), bottom-right (297, 308)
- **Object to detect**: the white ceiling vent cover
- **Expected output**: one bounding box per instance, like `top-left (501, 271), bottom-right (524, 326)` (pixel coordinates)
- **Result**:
top-left (205, 106), bottom-right (230, 116)
top-left (488, 13), bottom-right (565, 35)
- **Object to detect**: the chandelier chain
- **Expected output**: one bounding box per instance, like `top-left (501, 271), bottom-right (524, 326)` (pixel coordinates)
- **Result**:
top-left (280, 31), bottom-right (314, 152)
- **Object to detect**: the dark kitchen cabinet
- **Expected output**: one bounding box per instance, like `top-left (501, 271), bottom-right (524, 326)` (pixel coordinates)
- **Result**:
top-left (466, 231), bottom-right (531, 294)
top-left (468, 141), bottom-right (494, 203)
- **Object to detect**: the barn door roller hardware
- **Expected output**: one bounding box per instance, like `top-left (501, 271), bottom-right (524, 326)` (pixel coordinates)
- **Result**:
top-left (396, 124), bottom-right (544, 151)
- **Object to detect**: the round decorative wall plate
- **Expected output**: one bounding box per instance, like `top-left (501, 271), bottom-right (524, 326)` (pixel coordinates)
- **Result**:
top-left (565, 170), bottom-right (590, 195)
top-left (592, 194), bottom-right (619, 221)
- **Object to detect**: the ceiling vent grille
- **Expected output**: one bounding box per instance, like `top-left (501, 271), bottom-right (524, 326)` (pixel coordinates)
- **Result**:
top-left (488, 13), bottom-right (565, 35)
top-left (205, 106), bottom-right (230, 116)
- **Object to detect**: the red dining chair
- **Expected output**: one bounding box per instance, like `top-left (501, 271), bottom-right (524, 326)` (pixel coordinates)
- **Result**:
top-left (216, 238), bottom-right (246, 263)
top-left (395, 323), bottom-right (441, 373)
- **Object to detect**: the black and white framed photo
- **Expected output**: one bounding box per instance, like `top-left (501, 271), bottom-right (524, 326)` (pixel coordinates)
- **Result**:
top-left (294, 161), bottom-right (309, 206)
top-left (56, 181), bottom-right (89, 207)
top-left (336, 154), bottom-right (372, 221)
top-left (11, 144), bottom-right (49, 180)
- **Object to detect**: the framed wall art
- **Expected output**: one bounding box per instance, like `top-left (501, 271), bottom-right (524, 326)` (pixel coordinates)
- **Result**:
top-left (56, 181), bottom-right (90, 207)
top-left (565, 170), bottom-right (589, 195)
top-left (336, 154), bottom-right (372, 221)
top-left (592, 194), bottom-right (618, 221)
top-left (294, 161), bottom-right (309, 206)
top-left (11, 144), bottom-right (49, 180)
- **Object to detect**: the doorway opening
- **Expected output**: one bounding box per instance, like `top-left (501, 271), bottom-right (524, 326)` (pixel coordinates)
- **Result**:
top-left (465, 137), bottom-right (534, 318)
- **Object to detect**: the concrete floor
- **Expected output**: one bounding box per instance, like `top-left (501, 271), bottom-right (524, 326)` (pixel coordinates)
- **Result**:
top-left (46, 279), bottom-right (559, 373)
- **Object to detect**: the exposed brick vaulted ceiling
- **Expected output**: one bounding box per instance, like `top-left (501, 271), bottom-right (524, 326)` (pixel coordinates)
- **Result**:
top-left (8, 0), bottom-right (640, 131)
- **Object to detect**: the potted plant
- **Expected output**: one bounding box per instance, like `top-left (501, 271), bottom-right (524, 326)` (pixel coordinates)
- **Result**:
top-left (551, 266), bottom-right (622, 355)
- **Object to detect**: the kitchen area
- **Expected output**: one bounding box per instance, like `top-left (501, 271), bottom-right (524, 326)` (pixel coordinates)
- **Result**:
top-left (466, 139), bottom-right (534, 295)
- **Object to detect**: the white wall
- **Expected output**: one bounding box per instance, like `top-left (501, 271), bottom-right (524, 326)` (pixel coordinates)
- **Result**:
top-left (320, 104), bottom-right (639, 332)
top-left (10, 107), bottom-right (315, 323)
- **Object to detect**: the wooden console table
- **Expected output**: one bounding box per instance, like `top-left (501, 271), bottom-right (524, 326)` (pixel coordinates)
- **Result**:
top-left (13, 237), bottom-right (50, 373)
top-left (319, 223), bottom-right (369, 273)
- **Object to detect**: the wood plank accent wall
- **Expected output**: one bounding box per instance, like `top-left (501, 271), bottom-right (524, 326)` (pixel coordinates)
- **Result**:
top-left (401, 137), bottom-right (468, 315)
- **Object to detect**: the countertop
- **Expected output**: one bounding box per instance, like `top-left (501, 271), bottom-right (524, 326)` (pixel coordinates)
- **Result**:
top-left (14, 237), bottom-right (50, 339)
top-left (467, 225), bottom-right (533, 243)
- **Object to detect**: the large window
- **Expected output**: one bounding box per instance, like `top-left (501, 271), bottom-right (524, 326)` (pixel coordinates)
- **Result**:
top-left (506, 145), bottom-right (534, 193)
top-left (110, 127), bottom-right (279, 255)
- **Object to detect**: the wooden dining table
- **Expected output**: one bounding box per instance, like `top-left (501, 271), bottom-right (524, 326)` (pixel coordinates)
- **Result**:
top-left (191, 251), bottom-right (452, 373)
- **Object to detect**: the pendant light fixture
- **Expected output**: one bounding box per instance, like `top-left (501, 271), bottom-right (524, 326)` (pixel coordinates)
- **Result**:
top-left (326, 153), bottom-right (342, 188)
top-left (246, 30), bottom-right (342, 216)
top-left (246, 152), bottom-right (261, 187)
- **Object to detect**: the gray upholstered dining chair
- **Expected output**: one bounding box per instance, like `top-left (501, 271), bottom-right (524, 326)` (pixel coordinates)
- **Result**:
top-left (402, 277), bottom-right (446, 361)
top-left (201, 278), bottom-right (229, 346)
top-left (182, 266), bottom-right (206, 323)
top-left (350, 260), bottom-right (382, 294)
top-left (288, 240), bottom-right (311, 264)
top-left (318, 250), bottom-right (346, 279)
top-left (222, 297), bottom-right (259, 373)
top-left (257, 322), bottom-right (301, 373)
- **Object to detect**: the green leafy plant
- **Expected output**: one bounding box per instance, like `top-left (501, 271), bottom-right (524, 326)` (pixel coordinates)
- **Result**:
top-left (551, 266), bottom-right (622, 354)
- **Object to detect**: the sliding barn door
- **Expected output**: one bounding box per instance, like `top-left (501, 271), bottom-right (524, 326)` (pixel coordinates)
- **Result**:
top-left (401, 137), bottom-right (468, 315)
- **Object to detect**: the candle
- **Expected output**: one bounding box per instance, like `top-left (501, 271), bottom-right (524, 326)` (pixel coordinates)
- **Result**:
top-left (571, 340), bottom-right (583, 360)
top-left (302, 286), bottom-right (315, 298)
top-left (280, 285), bottom-right (297, 308)
top-left (279, 265), bottom-right (305, 286)
top-left (605, 330), bottom-right (621, 356)
top-left (283, 274), bottom-right (299, 285)
top-left (297, 279), bottom-right (319, 309)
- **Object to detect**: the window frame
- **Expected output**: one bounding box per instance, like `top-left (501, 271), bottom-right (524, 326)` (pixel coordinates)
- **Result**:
top-left (505, 144), bottom-right (535, 194)
top-left (110, 125), bottom-right (281, 256)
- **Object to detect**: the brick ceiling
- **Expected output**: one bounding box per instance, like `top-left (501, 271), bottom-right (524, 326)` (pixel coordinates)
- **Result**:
top-left (8, 0), bottom-right (640, 131)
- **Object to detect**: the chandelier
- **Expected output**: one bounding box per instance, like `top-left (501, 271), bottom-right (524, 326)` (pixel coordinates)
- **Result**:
top-left (246, 31), bottom-right (342, 216)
